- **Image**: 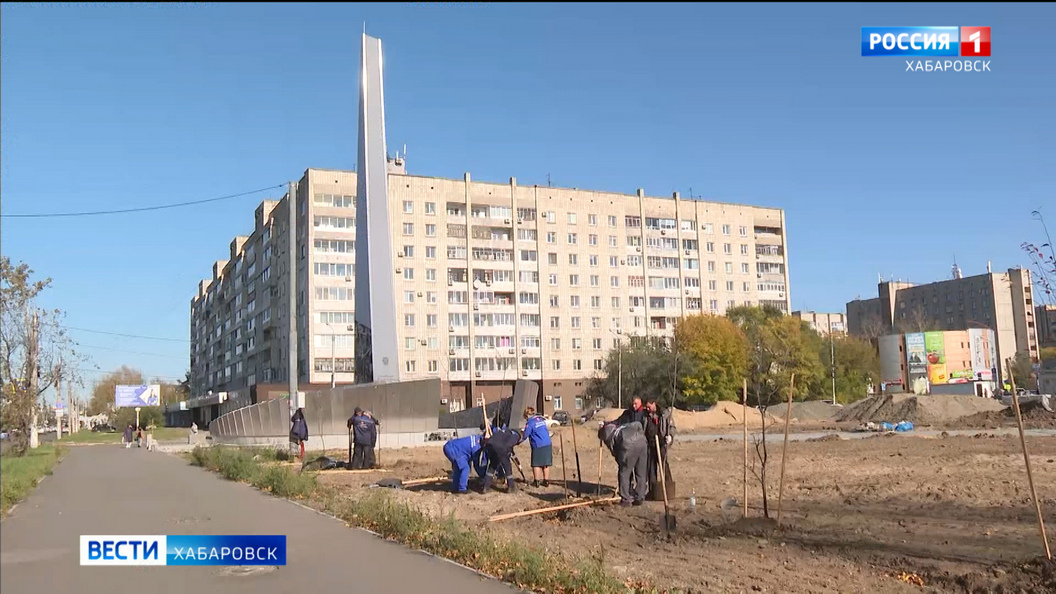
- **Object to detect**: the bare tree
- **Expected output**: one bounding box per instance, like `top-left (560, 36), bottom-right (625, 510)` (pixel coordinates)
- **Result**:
top-left (896, 304), bottom-right (935, 334)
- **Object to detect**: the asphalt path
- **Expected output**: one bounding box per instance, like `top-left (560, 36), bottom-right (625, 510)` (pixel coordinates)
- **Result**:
top-left (0, 445), bottom-right (513, 594)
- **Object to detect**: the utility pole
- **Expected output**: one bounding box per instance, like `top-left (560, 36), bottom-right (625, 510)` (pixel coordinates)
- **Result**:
top-left (69, 381), bottom-right (77, 434)
top-left (28, 309), bottom-right (40, 449)
top-left (618, 341), bottom-right (623, 410)
top-left (55, 360), bottom-right (62, 439)
top-left (288, 181), bottom-right (300, 420)
top-left (830, 331), bottom-right (837, 405)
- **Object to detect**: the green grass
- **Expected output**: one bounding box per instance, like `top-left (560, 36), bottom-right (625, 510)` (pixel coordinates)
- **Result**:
top-left (57, 427), bottom-right (190, 445)
top-left (1, 443), bottom-right (66, 517)
top-left (189, 444), bottom-right (648, 593)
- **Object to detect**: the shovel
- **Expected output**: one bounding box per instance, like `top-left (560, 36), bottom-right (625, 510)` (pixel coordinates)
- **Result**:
top-left (655, 435), bottom-right (676, 534)
top-left (372, 475), bottom-right (448, 490)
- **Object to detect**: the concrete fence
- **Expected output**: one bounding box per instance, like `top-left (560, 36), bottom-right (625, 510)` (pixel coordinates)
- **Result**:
top-left (208, 378), bottom-right (442, 450)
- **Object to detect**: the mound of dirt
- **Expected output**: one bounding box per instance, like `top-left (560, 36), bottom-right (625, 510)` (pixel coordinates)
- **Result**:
top-left (768, 400), bottom-right (842, 422)
top-left (835, 394), bottom-right (1005, 425)
top-left (672, 402), bottom-right (779, 431)
top-left (956, 400), bottom-right (1056, 429)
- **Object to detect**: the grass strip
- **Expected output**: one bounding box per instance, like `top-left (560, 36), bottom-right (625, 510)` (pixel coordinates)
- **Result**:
top-left (189, 445), bottom-right (649, 593)
top-left (1, 443), bottom-right (67, 517)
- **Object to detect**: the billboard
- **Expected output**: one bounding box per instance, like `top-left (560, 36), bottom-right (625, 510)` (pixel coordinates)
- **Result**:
top-left (944, 331), bottom-right (974, 383)
top-left (924, 331), bottom-right (947, 385)
top-left (115, 385), bottom-right (161, 408)
top-left (905, 333), bottom-right (928, 381)
top-left (968, 328), bottom-right (994, 381)
top-left (878, 335), bottom-right (904, 386)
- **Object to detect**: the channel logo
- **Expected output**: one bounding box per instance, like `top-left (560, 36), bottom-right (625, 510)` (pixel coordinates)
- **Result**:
top-left (861, 27), bottom-right (991, 57)
top-left (80, 535), bottom-right (287, 566)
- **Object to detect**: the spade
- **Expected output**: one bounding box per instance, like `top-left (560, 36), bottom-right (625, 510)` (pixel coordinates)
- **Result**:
top-left (655, 435), bottom-right (676, 534)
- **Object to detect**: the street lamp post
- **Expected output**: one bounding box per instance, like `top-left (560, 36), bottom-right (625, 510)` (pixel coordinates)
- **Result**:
top-left (830, 331), bottom-right (837, 405)
top-left (611, 329), bottom-right (623, 409)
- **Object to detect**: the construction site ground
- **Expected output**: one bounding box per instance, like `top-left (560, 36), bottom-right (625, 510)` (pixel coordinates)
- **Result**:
top-left (308, 420), bottom-right (1056, 593)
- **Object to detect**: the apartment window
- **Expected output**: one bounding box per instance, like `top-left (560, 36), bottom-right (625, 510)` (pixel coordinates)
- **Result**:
top-left (549, 274), bottom-right (558, 286)
top-left (567, 213), bottom-right (577, 225)
top-left (428, 360), bottom-right (438, 372)
top-left (611, 276), bottom-right (620, 288)
top-left (405, 337), bottom-right (416, 350)
top-left (403, 223), bottom-right (414, 235)
top-left (571, 316), bottom-right (581, 328)
top-left (591, 296), bottom-right (601, 308)
top-left (403, 200), bottom-right (414, 214)
top-left (572, 338), bottom-right (582, 350)
top-left (427, 314), bottom-right (438, 328)
top-left (702, 223), bottom-right (713, 234)
top-left (550, 295), bottom-right (560, 307)
top-left (404, 314), bottom-right (415, 327)
top-left (586, 255), bottom-right (598, 267)
top-left (706, 242), bottom-right (715, 253)
top-left (724, 243), bottom-right (732, 254)
top-left (425, 246), bottom-right (437, 259)
top-left (722, 224), bottom-right (731, 235)
top-left (611, 296), bottom-right (621, 308)
top-left (550, 316), bottom-right (560, 329)
top-left (741, 263), bottom-right (750, 274)
top-left (551, 338), bottom-right (561, 350)
top-left (573, 360), bottom-right (582, 371)
top-left (426, 269), bottom-right (436, 281)
top-left (402, 245), bottom-right (414, 258)
top-left (404, 291), bottom-right (415, 303)
top-left (593, 338), bottom-right (603, 349)
top-left (427, 291), bottom-right (437, 303)
top-left (609, 235), bottom-right (618, 247)
top-left (545, 211), bottom-right (556, 223)
top-left (569, 274), bottom-right (580, 286)
top-left (594, 359), bottom-right (604, 371)
top-left (567, 233), bottom-right (578, 245)
top-left (609, 256), bottom-right (619, 268)
top-left (725, 262), bottom-right (733, 274)
top-left (547, 232), bottom-right (557, 244)
top-left (570, 295), bottom-right (581, 308)
top-left (589, 234), bottom-right (598, 247)
top-left (553, 360), bottom-right (562, 371)
top-left (404, 268), bottom-right (414, 280)
top-left (708, 261), bottom-right (716, 273)
top-left (709, 280), bottom-right (717, 291)
top-left (743, 281), bottom-right (751, 292)
top-left (425, 202), bottom-right (436, 215)
top-left (569, 254), bottom-right (578, 265)
top-left (608, 215), bottom-right (618, 227)
top-left (406, 360), bottom-right (416, 373)
top-left (590, 275), bottom-right (600, 287)
top-left (520, 250), bottom-right (537, 262)
top-left (739, 226), bottom-right (748, 237)
top-left (548, 253), bottom-right (559, 265)
top-left (727, 281), bottom-right (734, 291)
top-left (592, 317), bottom-right (601, 328)
top-left (426, 224), bottom-right (437, 237)
top-left (740, 244), bottom-right (749, 255)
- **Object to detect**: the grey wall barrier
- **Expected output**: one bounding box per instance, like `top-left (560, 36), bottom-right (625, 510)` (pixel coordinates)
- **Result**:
top-left (208, 378), bottom-right (440, 446)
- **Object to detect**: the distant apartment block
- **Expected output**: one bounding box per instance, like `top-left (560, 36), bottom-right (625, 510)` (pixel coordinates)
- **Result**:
top-left (1036, 304), bottom-right (1056, 347)
top-left (792, 311), bottom-right (846, 335)
top-left (845, 268), bottom-right (1041, 381)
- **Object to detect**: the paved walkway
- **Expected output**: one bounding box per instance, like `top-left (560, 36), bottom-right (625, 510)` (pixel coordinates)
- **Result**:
top-left (1, 446), bottom-right (512, 593)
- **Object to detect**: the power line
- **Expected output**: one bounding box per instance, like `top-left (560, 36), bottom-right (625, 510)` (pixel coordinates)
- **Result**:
top-left (74, 343), bottom-right (187, 360)
top-left (0, 184), bottom-right (286, 219)
top-left (67, 326), bottom-right (189, 343)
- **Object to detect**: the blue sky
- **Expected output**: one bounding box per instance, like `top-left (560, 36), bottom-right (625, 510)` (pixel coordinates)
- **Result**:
top-left (2, 3), bottom-right (1054, 394)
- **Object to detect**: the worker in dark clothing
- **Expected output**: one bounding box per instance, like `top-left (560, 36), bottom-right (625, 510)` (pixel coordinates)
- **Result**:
top-left (364, 410), bottom-right (381, 467)
top-left (349, 409), bottom-right (379, 469)
top-left (482, 427), bottom-right (523, 493)
top-left (290, 409), bottom-right (308, 460)
top-left (644, 399), bottom-right (676, 499)
top-left (615, 396), bottom-right (647, 428)
top-left (443, 433), bottom-right (484, 494)
top-left (598, 421), bottom-right (648, 506)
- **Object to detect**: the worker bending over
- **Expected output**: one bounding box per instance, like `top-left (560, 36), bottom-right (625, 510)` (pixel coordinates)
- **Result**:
top-left (482, 426), bottom-right (523, 493)
top-left (443, 433), bottom-right (484, 494)
top-left (598, 420), bottom-right (648, 507)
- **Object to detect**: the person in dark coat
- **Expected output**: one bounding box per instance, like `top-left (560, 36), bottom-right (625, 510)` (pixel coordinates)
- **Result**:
top-left (615, 397), bottom-right (647, 428)
top-left (644, 399), bottom-right (676, 499)
top-left (482, 426), bottom-right (523, 493)
top-left (123, 424), bottom-right (133, 449)
top-left (349, 410), bottom-right (379, 469)
top-left (290, 409), bottom-right (308, 460)
top-left (598, 421), bottom-right (648, 506)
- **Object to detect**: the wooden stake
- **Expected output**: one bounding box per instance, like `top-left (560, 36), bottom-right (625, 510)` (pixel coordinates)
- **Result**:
top-left (559, 433), bottom-right (569, 500)
top-left (1007, 361), bottom-right (1052, 560)
top-left (742, 378), bottom-right (748, 519)
top-left (488, 496), bottom-right (621, 522)
top-left (776, 373), bottom-right (796, 525)
top-left (597, 439), bottom-right (603, 497)
top-left (316, 468), bottom-right (390, 475)
top-left (400, 475), bottom-right (448, 487)
top-left (569, 414), bottom-right (583, 497)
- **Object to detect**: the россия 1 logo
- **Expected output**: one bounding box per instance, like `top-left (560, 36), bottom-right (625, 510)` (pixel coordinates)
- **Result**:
top-left (861, 26), bottom-right (991, 72)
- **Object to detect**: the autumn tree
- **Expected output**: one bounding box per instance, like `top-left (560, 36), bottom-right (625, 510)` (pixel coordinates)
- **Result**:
top-left (584, 340), bottom-right (677, 408)
top-left (815, 334), bottom-right (880, 404)
top-left (675, 314), bottom-right (748, 405)
top-left (1, 258), bottom-right (83, 456)
top-left (87, 366), bottom-right (145, 416)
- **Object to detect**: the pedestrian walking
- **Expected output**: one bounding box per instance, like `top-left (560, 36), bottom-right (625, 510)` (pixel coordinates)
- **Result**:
top-left (123, 424), bottom-right (133, 449)
top-left (523, 407), bottom-right (553, 487)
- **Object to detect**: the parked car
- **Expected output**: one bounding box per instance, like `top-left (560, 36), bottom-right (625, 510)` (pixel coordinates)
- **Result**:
top-left (550, 410), bottom-right (572, 426)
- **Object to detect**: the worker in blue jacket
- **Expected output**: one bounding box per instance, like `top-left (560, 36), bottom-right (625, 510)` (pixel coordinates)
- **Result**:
top-left (443, 433), bottom-right (484, 494)
top-left (523, 407), bottom-right (553, 487)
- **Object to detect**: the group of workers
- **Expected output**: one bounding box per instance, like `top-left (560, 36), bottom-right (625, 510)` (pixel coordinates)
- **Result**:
top-left (441, 398), bottom-right (674, 507)
top-left (443, 406), bottom-right (553, 494)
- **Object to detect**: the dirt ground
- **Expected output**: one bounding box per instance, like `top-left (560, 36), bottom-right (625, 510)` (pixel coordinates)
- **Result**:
top-left (309, 426), bottom-right (1056, 593)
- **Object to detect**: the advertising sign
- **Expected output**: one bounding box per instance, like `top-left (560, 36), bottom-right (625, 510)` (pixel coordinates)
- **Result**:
top-left (968, 328), bottom-right (994, 381)
top-left (878, 335), bottom-right (905, 386)
top-left (924, 331), bottom-right (948, 385)
top-left (944, 331), bottom-right (973, 383)
top-left (906, 333), bottom-right (928, 380)
top-left (115, 385), bottom-right (161, 408)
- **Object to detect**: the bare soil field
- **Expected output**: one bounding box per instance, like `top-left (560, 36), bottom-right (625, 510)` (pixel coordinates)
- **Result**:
top-left (309, 427), bottom-right (1056, 593)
